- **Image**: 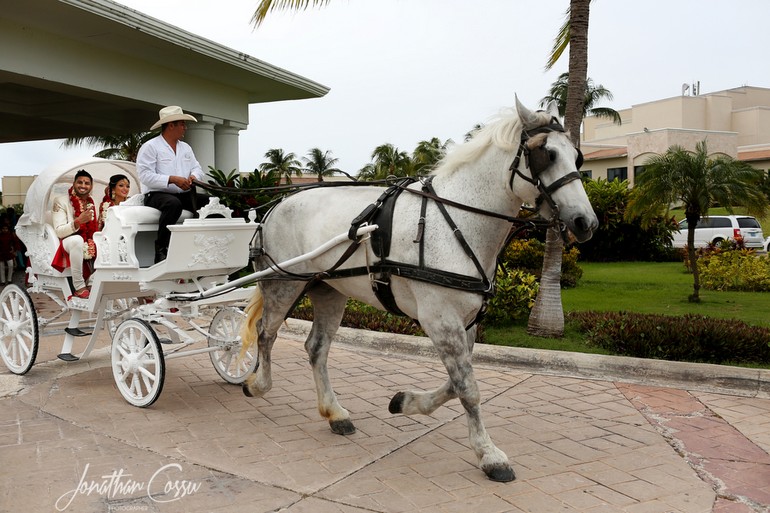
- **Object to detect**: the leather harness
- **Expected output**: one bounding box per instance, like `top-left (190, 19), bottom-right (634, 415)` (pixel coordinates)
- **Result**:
top-left (255, 117), bottom-right (582, 327)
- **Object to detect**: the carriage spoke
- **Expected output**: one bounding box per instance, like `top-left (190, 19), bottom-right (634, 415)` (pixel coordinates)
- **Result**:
top-left (139, 370), bottom-right (156, 391)
top-left (129, 373), bottom-right (141, 398)
top-left (1, 302), bottom-right (13, 321)
top-left (14, 335), bottom-right (30, 361)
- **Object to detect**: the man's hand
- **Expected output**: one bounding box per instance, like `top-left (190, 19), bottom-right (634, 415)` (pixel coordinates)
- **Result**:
top-left (76, 205), bottom-right (94, 225)
top-left (169, 176), bottom-right (193, 191)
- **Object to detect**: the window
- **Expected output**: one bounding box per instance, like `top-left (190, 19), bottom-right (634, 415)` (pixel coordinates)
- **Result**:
top-left (580, 170), bottom-right (592, 179)
top-left (737, 217), bottom-right (760, 229)
top-left (711, 218), bottom-right (731, 228)
top-left (634, 166), bottom-right (645, 179)
top-left (607, 167), bottom-right (627, 181)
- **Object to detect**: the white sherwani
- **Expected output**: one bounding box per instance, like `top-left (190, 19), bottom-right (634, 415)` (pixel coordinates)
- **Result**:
top-left (51, 195), bottom-right (93, 290)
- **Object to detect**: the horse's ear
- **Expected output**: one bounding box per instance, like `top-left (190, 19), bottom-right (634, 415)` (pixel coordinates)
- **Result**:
top-left (515, 95), bottom-right (540, 129)
top-left (543, 100), bottom-right (560, 120)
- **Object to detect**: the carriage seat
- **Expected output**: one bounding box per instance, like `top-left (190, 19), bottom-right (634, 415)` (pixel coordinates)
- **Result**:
top-left (109, 205), bottom-right (194, 228)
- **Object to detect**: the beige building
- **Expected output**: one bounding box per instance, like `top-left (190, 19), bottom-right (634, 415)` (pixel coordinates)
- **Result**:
top-left (581, 85), bottom-right (770, 185)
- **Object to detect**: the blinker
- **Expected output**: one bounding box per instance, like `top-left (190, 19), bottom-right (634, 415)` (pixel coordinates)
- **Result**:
top-left (527, 144), bottom-right (584, 175)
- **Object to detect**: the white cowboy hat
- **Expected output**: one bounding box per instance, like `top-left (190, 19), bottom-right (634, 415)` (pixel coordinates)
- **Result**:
top-left (150, 106), bottom-right (198, 130)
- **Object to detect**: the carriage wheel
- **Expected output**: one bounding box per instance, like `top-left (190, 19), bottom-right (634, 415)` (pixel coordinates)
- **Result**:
top-left (208, 307), bottom-right (257, 384)
top-left (0, 284), bottom-right (39, 375)
top-left (111, 318), bottom-right (165, 407)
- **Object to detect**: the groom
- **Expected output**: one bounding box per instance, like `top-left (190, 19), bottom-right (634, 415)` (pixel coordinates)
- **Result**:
top-left (51, 170), bottom-right (98, 299)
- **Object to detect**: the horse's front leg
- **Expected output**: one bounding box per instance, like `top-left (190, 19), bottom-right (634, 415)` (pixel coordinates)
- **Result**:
top-left (305, 284), bottom-right (355, 435)
top-left (390, 324), bottom-right (514, 482)
top-left (388, 325), bottom-right (479, 414)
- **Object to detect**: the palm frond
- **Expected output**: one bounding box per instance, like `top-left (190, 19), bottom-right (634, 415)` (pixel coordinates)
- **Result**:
top-left (251, 0), bottom-right (333, 27)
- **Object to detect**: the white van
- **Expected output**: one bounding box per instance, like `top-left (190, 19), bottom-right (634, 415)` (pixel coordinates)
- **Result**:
top-left (672, 215), bottom-right (764, 249)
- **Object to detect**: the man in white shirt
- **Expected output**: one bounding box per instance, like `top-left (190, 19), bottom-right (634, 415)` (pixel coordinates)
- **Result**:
top-left (137, 106), bottom-right (206, 263)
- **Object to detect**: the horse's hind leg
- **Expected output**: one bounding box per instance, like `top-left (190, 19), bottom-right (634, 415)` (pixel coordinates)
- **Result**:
top-left (390, 323), bottom-right (514, 482)
top-left (304, 283), bottom-right (355, 435)
top-left (243, 281), bottom-right (305, 398)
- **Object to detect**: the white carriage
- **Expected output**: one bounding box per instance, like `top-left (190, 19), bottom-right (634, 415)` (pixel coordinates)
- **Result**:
top-left (1, 158), bottom-right (260, 407)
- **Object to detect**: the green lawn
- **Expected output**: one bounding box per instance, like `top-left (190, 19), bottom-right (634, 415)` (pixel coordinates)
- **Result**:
top-left (563, 261), bottom-right (770, 327)
top-left (483, 261), bottom-right (770, 356)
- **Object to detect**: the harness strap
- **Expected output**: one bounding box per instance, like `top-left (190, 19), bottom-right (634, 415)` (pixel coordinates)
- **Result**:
top-left (325, 262), bottom-right (492, 295)
top-left (349, 177), bottom-right (416, 257)
top-left (422, 179), bottom-right (491, 293)
top-left (371, 272), bottom-right (407, 316)
top-left (413, 177), bottom-right (432, 268)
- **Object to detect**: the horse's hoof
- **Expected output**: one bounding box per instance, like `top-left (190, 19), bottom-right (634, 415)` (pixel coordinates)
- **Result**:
top-left (388, 391), bottom-right (405, 414)
top-left (483, 463), bottom-right (516, 483)
top-left (330, 419), bottom-right (356, 435)
top-left (242, 383), bottom-right (254, 398)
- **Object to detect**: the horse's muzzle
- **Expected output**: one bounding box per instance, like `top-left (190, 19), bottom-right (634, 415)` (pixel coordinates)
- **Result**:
top-left (569, 214), bottom-right (598, 243)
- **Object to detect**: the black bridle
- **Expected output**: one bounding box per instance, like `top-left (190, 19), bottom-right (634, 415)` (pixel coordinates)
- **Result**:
top-left (508, 117), bottom-right (584, 215)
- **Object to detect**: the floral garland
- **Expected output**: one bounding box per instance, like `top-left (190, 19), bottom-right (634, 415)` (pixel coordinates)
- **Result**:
top-left (99, 186), bottom-right (117, 228)
top-left (69, 186), bottom-right (98, 260)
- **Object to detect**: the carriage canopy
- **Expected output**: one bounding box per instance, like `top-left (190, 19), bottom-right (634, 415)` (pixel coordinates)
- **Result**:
top-left (17, 158), bottom-right (139, 227)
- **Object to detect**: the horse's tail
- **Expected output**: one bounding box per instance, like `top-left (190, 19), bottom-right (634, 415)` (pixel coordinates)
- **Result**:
top-left (238, 286), bottom-right (264, 361)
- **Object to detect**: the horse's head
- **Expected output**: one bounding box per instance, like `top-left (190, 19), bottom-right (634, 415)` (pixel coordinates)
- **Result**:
top-left (511, 97), bottom-right (598, 243)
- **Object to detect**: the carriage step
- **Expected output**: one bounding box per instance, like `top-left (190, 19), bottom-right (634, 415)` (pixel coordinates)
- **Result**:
top-left (57, 353), bottom-right (79, 362)
top-left (159, 338), bottom-right (174, 345)
top-left (64, 327), bottom-right (91, 337)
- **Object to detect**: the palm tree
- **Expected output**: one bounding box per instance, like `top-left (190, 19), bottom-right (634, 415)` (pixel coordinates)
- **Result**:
top-left (627, 140), bottom-right (768, 303)
top-left (412, 137), bottom-right (450, 174)
top-left (540, 72), bottom-right (622, 126)
top-left (61, 132), bottom-right (155, 162)
top-left (259, 148), bottom-right (302, 184)
top-left (528, 0), bottom-right (591, 338)
top-left (356, 163), bottom-right (377, 181)
top-left (303, 148), bottom-right (342, 182)
top-left (369, 143), bottom-right (412, 179)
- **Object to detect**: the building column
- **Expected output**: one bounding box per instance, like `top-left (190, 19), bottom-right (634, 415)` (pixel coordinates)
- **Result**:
top-left (185, 118), bottom-right (219, 179)
top-left (215, 121), bottom-right (246, 174)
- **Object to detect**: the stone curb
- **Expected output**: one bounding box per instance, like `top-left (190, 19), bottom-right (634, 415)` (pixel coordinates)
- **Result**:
top-left (281, 318), bottom-right (770, 399)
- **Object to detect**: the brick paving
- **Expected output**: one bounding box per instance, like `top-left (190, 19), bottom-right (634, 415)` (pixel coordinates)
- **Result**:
top-left (1, 299), bottom-right (769, 512)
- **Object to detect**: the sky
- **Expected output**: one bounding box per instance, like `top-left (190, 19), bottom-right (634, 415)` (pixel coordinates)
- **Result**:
top-left (2, 0), bottom-right (770, 182)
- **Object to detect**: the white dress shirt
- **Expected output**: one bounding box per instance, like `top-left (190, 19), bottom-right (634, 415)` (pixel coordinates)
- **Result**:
top-left (136, 135), bottom-right (204, 194)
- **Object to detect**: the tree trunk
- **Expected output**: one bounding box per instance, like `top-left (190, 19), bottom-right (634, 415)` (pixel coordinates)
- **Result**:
top-left (564, 0), bottom-right (590, 147)
top-left (686, 222), bottom-right (701, 303)
top-left (527, 0), bottom-right (589, 337)
top-left (527, 225), bottom-right (565, 337)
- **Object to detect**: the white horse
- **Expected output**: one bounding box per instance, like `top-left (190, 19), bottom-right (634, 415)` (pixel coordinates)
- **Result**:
top-left (241, 98), bottom-right (598, 482)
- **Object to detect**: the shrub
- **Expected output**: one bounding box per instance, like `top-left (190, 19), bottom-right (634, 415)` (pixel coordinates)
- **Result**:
top-left (485, 267), bottom-right (539, 325)
top-left (568, 311), bottom-right (770, 364)
top-left (681, 238), bottom-right (746, 272)
top-left (501, 238), bottom-right (583, 287)
top-left (579, 179), bottom-right (678, 262)
top-left (697, 248), bottom-right (770, 292)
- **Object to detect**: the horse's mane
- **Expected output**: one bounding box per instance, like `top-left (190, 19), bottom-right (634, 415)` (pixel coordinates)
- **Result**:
top-left (434, 106), bottom-right (553, 176)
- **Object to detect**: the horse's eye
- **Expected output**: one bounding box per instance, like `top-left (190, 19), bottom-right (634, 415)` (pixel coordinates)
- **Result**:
top-left (548, 150), bottom-right (556, 162)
